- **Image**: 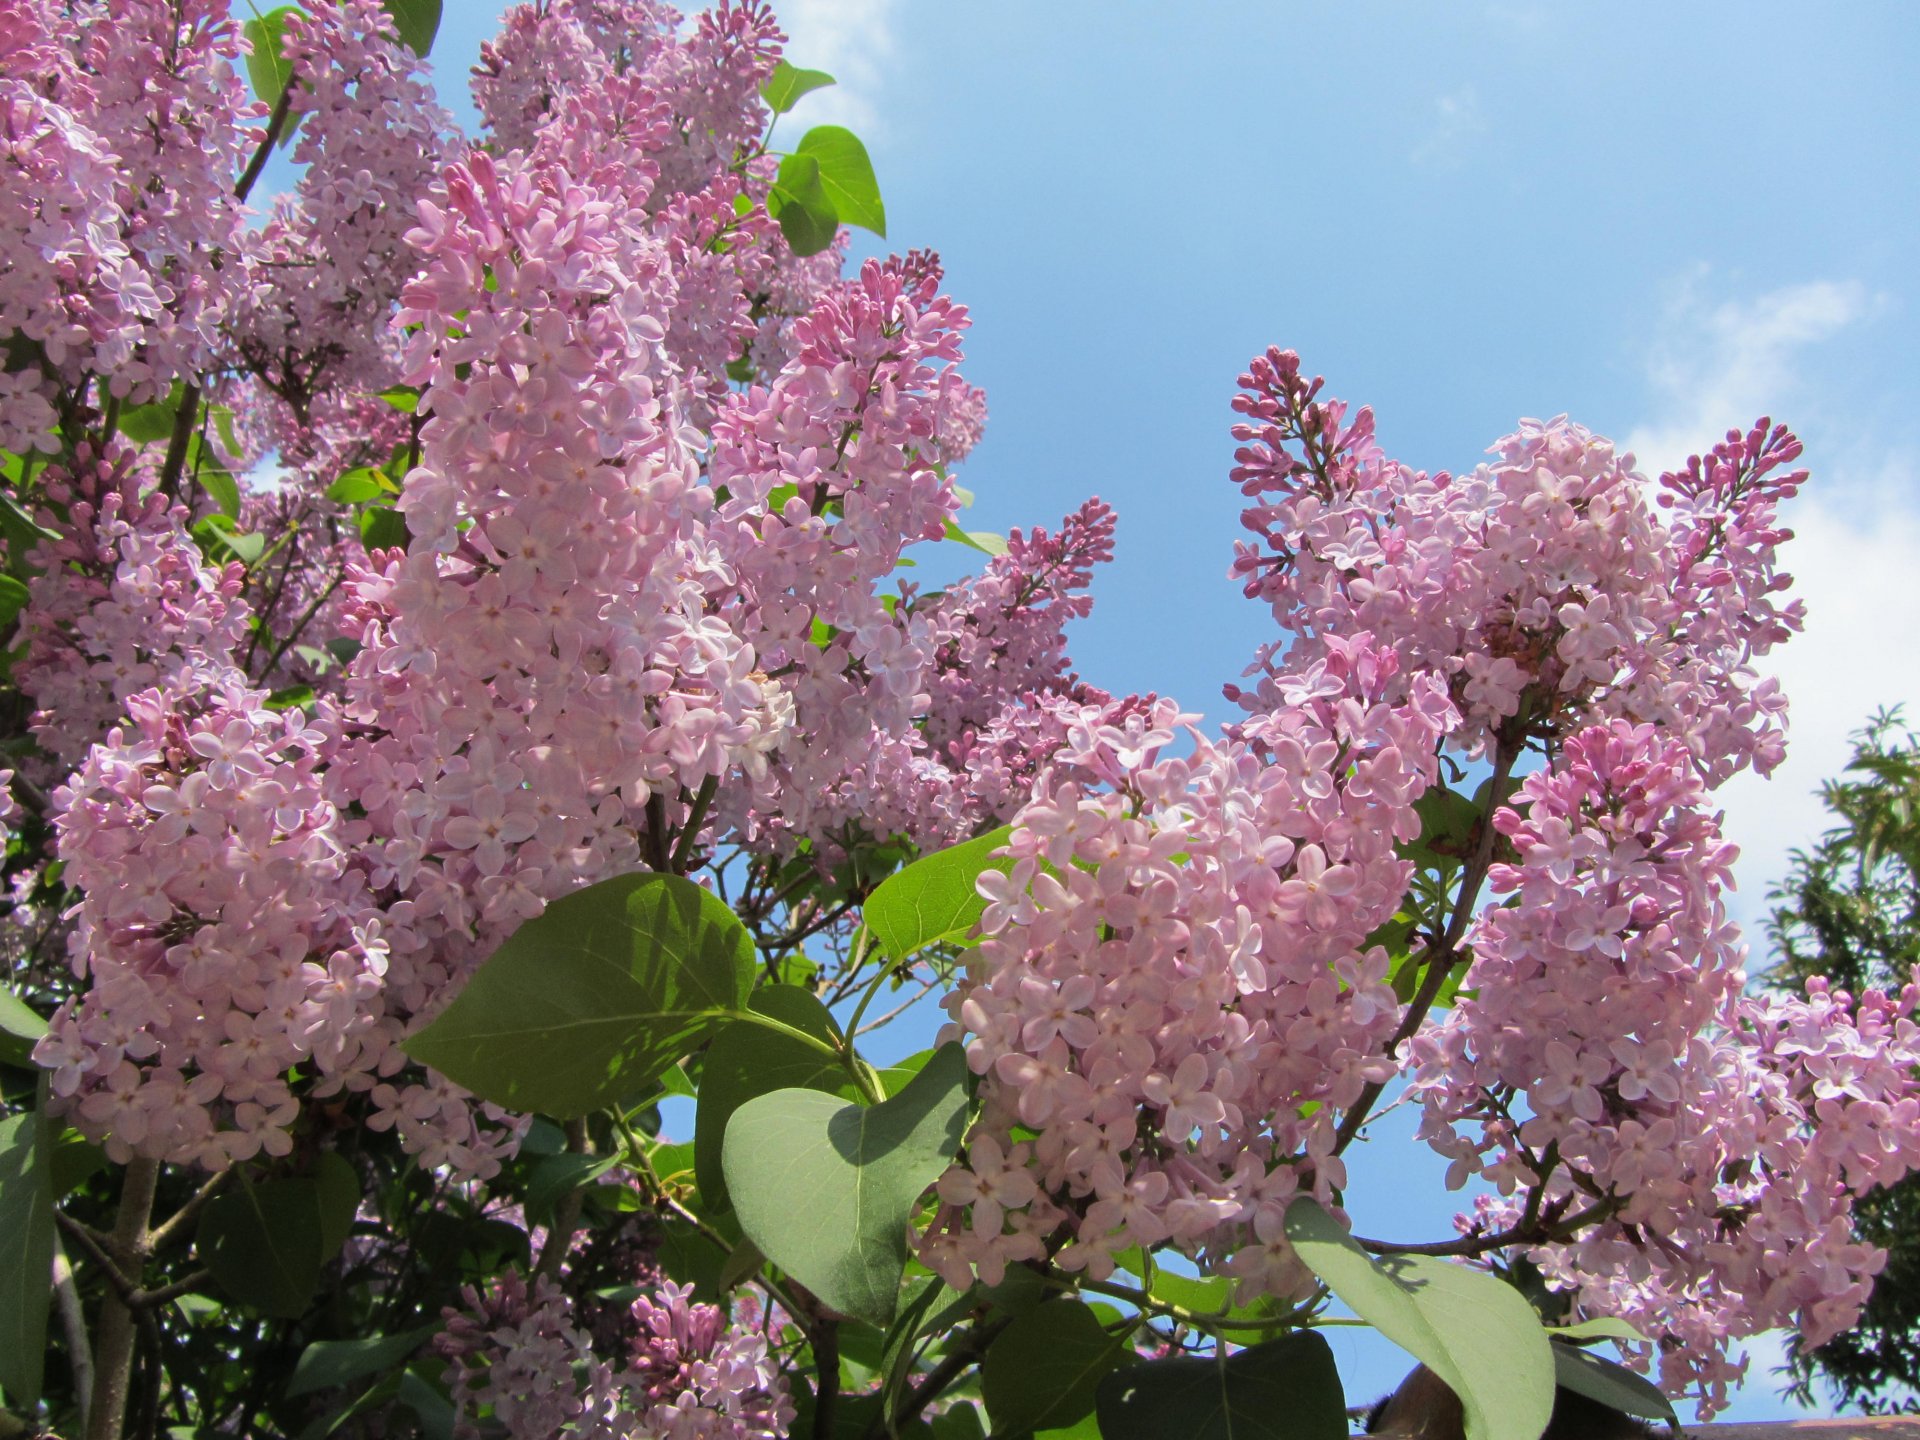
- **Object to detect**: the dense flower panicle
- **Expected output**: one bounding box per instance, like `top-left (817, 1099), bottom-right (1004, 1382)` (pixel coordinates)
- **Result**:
top-left (34, 669), bottom-right (382, 1169)
top-left (915, 498), bottom-right (1115, 755)
top-left (236, 0), bottom-right (460, 412)
top-left (16, 0), bottom-right (1014, 1179)
top-left (0, 0), bottom-right (257, 440)
top-left (15, 444), bottom-right (252, 770)
top-left (440, 1274), bottom-right (791, 1439)
top-left (923, 681), bottom-right (1447, 1300)
top-left (471, 0), bottom-right (782, 216)
top-left (1405, 722), bottom-right (1920, 1406)
top-left (1225, 348), bottom-right (1799, 782)
top-left (782, 499), bottom-right (1123, 857)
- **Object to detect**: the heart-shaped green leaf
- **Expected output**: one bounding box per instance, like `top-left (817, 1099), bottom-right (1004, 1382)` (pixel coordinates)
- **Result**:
top-left (795, 125), bottom-right (885, 237)
top-left (864, 826), bottom-right (1013, 963)
top-left (404, 872), bottom-right (753, 1118)
top-left (723, 1043), bottom-right (969, 1326)
top-left (1095, 1329), bottom-right (1346, 1440)
top-left (696, 985), bottom-right (852, 1211)
top-left (1284, 1198), bottom-right (1553, 1440)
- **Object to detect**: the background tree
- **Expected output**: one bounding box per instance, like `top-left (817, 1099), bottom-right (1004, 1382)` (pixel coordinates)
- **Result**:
top-left (1768, 710), bottom-right (1920, 1415)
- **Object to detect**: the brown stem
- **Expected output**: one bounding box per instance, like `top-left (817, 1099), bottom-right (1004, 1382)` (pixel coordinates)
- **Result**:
top-left (53, 1235), bottom-right (95, 1438)
top-left (87, 1156), bottom-right (159, 1440)
top-left (1354, 1197), bottom-right (1618, 1258)
top-left (810, 1319), bottom-right (840, 1440)
top-left (644, 791), bottom-right (672, 873)
top-left (55, 1213), bottom-right (136, 1304)
top-left (234, 80), bottom-right (296, 203)
top-left (155, 386), bottom-right (201, 502)
top-left (132, 1270), bottom-right (213, 1309)
top-left (146, 1170), bottom-right (229, 1254)
top-left (669, 775), bottom-right (720, 875)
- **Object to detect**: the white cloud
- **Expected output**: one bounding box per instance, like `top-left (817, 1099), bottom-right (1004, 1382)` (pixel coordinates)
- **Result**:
top-left (1624, 277), bottom-right (1874, 474)
top-left (1716, 485), bottom-right (1920, 936)
top-left (1410, 86), bottom-right (1485, 170)
top-left (770, 0), bottom-right (897, 137)
top-left (1623, 276), bottom-right (1920, 938)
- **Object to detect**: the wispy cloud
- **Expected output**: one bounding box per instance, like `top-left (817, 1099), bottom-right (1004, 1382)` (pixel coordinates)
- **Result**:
top-left (1624, 275), bottom-right (1918, 938)
top-left (771, 0), bottom-right (897, 138)
top-left (1624, 276), bottom-right (1875, 474)
top-left (1409, 86), bottom-right (1485, 170)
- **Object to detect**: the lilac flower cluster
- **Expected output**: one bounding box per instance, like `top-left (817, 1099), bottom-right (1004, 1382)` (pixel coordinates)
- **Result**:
top-left (439, 1273), bottom-right (791, 1440)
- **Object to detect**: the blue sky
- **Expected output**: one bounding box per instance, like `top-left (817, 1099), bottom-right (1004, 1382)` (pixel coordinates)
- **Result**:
top-left (271, 1), bottom-right (1919, 1420)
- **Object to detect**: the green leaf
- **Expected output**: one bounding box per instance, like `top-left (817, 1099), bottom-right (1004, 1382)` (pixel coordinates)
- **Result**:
top-left (48, 1130), bottom-right (107, 1198)
top-left (695, 985), bottom-right (850, 1212)
top-left (198, 1176), bottom-right (331, 1318)
top-left (0, 1110), bottom-right (54, 1405)
top-left (1551, 1343), bottom-right (1679, 1428)
top-left (198, 452), bottom-right (242, 518)
top-left (656, 1217), bottom-right (732, 1304)
top-left (944, 519), bottom-right (1010, 557)
top-left (327, 468), bottom-right (391, 504)
top-left (118, 400), bottom-right (178, 444)
top-left (879, 1276), bottom-right (948, 1424)
top-left (878, 1047), bottom-right (936, 1097)
top-left (289, 1325), bottom-right (438, 1398)
top-left (795, 125), bottom-right (886, 237)
top-left (768, 151), bottom-right (839, 257)
top-left (524, 1151), bottom-right (621, 1226)
top-left (761, 60), bottom-right (836, 114)
top-left (359, 506), bottom-right (410, 551)
top-left (266, 684), bottom-right (315, 712)
top-left (983, 1298), bottom-right (1129, 1437)
top-left (865, 826), bottom-right (1013, 963)
top-left (0, 988), bottom-right (47, 1069)
top-left (313, 1150), bottom-right (360, 1260)
top-left (930, 1403), bottom-right (986, 1440)
top-left (381, 0), bottom-right (440, 55)
top-left (717, 1235), bottom-right (766, 1293)
top-left (398, 1367), bottom-right (455, 1440)
top-left (210, 403), bottom-right (242, 456)
top-left (1544, 1317), bottom-right (1648, 1344)
top-left (243, 7), bottom-right (300, 110)
top-left (376, 385), bottom-right (420, 413)
top-left (1283, 1198), bottom-right (1553, 1440)
top-left (722, 1042), bottom-right (969, 1326)
top-left (1095, 1330), bottom-right (1346, 1440)
top-left (403, 871), bottom-right (754, 1119)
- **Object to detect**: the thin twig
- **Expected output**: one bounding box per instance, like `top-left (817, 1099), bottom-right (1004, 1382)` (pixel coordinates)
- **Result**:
top-left (52, 1235), bottom-right (95, 1438)
top-left (669, 775), bottom-right (720, 875)
top-left (147, 1170), bottom-right (230, 1253)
